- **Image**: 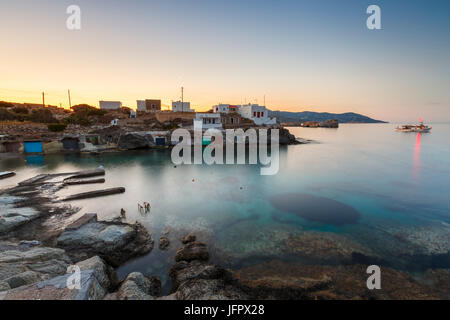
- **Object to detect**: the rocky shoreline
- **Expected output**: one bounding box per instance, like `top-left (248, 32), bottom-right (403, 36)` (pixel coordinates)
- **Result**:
top-left (0, 168), bottom-right (449, 300)
top-left (1, 222), bottom-right (449, 300)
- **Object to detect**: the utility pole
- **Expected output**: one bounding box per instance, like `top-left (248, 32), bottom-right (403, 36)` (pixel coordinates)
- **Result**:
top-left (68, 89), bottom-right (72, 109)
top-left (181, 86), bottom-right (184, 111)
top-left (42, 92), bottom-right (45, 107)
top-left (264, 95), bottom-right (266, 107)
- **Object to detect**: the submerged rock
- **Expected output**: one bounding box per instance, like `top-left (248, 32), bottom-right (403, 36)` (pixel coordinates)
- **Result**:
top-left (270, 193), bottom-right (360, 226)
top-left (283, 231), bottom-right (376, 264)
top-left (234, 260), bottom-right (444, 300)
top-left (159, 236), bottom-right (170, 250)
top-left (117, 272), bottom-right (161, 300)
top-left (181, 233), bottom-right (196, 244)
top-left (56, 214), bottom-right (154, 267)
top-left (175, 241), bottom-right (209, 262)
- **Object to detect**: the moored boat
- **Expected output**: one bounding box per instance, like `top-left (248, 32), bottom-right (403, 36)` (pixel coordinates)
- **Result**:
top-left (396, 119), bottom-right (431, 133)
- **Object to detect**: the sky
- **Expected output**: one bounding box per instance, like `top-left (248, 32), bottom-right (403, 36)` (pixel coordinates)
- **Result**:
top-left (0, 0), bottom-right (449, 122)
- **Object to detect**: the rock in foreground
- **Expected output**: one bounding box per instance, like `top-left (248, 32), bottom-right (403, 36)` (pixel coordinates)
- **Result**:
top-left (117, 272), bottom-right (161, 300)
top-left (0, 244), bottom-right (71, 291)
top-left (0, 256), bottom-right (116, 300)
top-left (56, 214), bottom-right (153, 267)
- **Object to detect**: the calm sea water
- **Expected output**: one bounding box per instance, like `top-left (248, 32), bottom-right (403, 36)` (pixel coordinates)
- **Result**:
top-left (1, 123), bottom-right (450, 288)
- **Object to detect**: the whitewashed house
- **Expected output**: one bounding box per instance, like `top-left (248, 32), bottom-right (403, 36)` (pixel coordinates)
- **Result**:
top-left (237, 104), bottom-right (276, 125)
top-left (137, 100), bottom-right (146, 111)
top-left (212, 104), bottom-right (230, 113)
top-left (195, 113), bottom-right (222, 129)
top-left (99, 101), bottom-right (122, 110)
top-left (172, 101), bottom-right (193, 112)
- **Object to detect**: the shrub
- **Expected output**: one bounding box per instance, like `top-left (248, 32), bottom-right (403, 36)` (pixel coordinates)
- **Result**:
top-left (48, 123), bottom-right (67, 132)
top-left (63, 114), bottom-right (91, 126)
top-left (72, 104), bottom-right (107, 116)
top-left (0, 109), bottom-right (16, 121)
top-left (30, 109), bottom-right (58, 123)
top-left (12, 107), bottom-right (29, 114)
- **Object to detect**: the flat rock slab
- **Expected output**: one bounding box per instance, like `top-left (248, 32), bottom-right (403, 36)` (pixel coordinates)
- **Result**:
top-left (62, 187), bottom-right (125, 201)
top-left (0, 246), bottom-right (72, 291)
top-left (66, 213), bottom-right (98, 231)
top-left (0, 256), bottom-right (115, 300)
top-left (18, 174), bottom-right (50, 186)
top-left (62, 168), bottom-right (105, 182)
top-left (64, 178), bottom-right (105, 185)
top-left (57, 220), bottom-right (153, 267)
top-left (0, 205), bottom-right (39, 235)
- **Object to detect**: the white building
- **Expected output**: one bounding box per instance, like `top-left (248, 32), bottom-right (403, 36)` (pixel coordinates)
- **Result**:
top-left (172, 101), bottom-right (193, 112)
top-left (137, 100), bottom-right (146, 111)
top-left (195, 113), bottom-right (222, 129)
top-left (237, 104), bottom-right (276, 125)
top-left (99, 101), bottom-right (122, 110)
top-left (212, 104), bottom-right (230, 113)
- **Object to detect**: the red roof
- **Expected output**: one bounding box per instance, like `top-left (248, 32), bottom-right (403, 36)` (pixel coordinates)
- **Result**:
top-left (229, 105), bottom-right (238, 109)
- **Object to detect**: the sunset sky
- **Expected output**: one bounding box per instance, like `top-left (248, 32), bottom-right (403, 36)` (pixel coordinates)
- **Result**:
top-left (1, 0), bottom-right (449, 122)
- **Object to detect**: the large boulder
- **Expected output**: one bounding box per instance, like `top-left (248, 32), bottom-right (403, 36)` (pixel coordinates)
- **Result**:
top-left (0, 245), bottom-right (72, 291)
top-left (56, 214), bottom-right (154, 266)
top-left (275, 127), bottom-right (299, 145)
top-left (163, 240), bottom-right (248, 300)
top-left (0, 256), bottom-right (115, 300)
top-left (167, 260), bottom-right (248, 300)
top-left (117, 132), bottom-right (154, 150)
top-left (117, 272), bottom-right (161, 300)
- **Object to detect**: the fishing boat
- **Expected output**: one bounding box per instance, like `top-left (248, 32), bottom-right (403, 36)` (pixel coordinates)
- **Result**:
top-left (396, 119), bottom-right (431, 133)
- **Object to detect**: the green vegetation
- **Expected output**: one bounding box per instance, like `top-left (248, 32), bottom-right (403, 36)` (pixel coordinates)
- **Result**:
top-left (47, 123), bottom-right (67, 132)
top-left (30, 109), bottom-right (58, 123)
top-left (64, 104), bottom-right (108, 126)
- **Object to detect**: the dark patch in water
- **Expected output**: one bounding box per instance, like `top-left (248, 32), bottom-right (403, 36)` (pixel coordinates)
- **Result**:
top-left (270, 193), bottom-right (360, 226)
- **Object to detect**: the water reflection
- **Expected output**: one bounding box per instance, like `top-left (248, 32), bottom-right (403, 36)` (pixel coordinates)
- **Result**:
top-left (413, 133), bottom-right (421, 180)
top-left (26, 155), bottom-right (44, 166)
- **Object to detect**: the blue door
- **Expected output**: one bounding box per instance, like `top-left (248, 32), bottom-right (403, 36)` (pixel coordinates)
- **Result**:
top-left (24, 141), bottom-right (43, 153)
top-left (155, 137), bottom-right (165, 146)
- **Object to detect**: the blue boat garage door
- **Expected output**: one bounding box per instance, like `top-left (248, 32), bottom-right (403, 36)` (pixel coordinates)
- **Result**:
top-left (24, 141), bottom-right (43, 153)
top-left (155, 137), bottom-right (166, 146)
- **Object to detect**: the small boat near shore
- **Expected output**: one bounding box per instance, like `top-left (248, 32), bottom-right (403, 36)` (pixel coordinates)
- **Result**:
top-left (0, 171), bottom-right (15, 179)
top-left (396, 119), bottom-right (432, 133)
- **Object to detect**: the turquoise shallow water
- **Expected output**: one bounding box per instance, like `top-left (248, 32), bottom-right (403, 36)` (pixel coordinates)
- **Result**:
top-left (1, 123), bottom-right (449, 288)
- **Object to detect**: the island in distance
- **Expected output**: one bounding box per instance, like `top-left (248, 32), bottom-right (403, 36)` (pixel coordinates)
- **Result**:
top-left (269, 110), bottom-right (387, 124)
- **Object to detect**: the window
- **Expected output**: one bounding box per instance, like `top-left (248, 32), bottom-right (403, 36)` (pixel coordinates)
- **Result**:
top-left (254, 112), bottom-right (256, 117)
top-left (257, 112), bottom-right (260, 118)
top-left (261, 112), bottom-right (264, 117)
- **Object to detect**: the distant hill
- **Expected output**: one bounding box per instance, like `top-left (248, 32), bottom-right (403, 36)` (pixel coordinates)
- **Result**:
top-left (268, 110), bottom-right (387, 124)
